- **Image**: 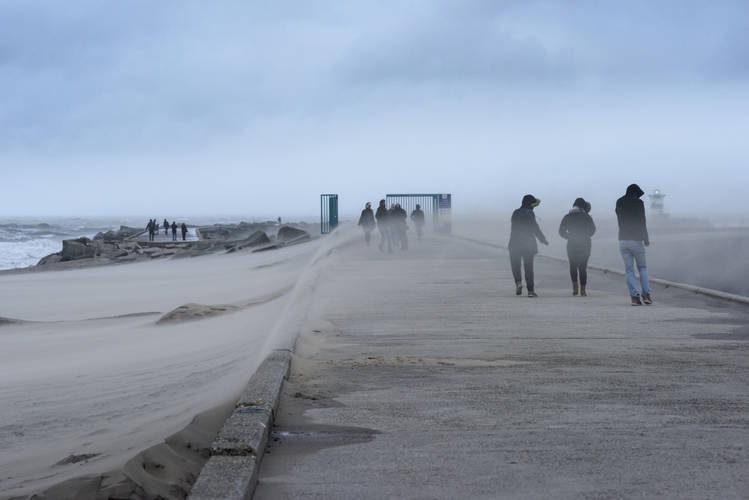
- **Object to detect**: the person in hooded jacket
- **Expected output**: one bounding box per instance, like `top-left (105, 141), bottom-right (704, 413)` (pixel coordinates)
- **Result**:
top-left (375, 199), bottom-right (392, 252)
top-left (410, 204), bottom-right (425, 241)
top-left (616, 183), bottom-right (652, 305)
top-left (358, 202), bottom-right (376, 246)
top-left (559, 197), bottom-right (596, 296)
top-left (390, 203), bottom-right (408, 251)
top-left (508, 194), bottom-right (548, 297)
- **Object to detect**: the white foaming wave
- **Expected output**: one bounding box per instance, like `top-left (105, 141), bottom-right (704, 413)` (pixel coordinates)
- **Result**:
top-left (0, 218), bottom-right (122, 270)
top-left (0, 239), bottom-right (63, 270)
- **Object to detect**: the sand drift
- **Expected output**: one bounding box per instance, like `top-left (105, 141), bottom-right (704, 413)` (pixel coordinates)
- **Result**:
top-left (0, 233), bottom-right (352, 499)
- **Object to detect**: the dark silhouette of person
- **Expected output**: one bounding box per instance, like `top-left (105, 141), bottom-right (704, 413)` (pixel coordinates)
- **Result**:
top-left (508, 194), bottom-right (548, 297)
top-left (410, 204), bottom-right (425, 241)
top-left (171, 221), bottom-right (178, 241)
top-left (358, 202), bottom-right (376, 246)
top-left (390, 203), bottom-right (408, 251)
top-left (559, 197), bottom-right (596, 296)
top-left (146, 219), bottom-right (155, 241)
top-left (163, 218), bottom-right (169, 235)
top-left (375, 199), bottom-right (392, 253)
top-left (616, 183), bottom-right (652, 305)
top-left (181, 222), bottom-right (188, 241)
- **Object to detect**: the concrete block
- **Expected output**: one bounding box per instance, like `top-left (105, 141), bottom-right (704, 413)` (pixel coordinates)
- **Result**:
top-left (210, 407), bottom-right (272, 457)
top-left (235, 350), bottom-right (291, 414)
top-left (187, 455), bottom-right (257, 500)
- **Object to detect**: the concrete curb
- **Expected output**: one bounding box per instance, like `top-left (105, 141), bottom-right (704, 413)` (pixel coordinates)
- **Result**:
top-left (455, 235), bottom-right (749, 306)
top-left (188, 349), bottom-right (291, 500)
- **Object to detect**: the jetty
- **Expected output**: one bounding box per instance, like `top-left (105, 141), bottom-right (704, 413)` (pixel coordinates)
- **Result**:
top-left (190, 231), bottom-right (749, 499)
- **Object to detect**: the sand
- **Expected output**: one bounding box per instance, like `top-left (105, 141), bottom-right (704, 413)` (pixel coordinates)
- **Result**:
top-left (0, 233), bottom-right (347, 500)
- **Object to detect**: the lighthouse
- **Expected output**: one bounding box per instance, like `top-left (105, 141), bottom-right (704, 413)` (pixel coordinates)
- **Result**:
top-left (649, 189), bottom-right (665, 215)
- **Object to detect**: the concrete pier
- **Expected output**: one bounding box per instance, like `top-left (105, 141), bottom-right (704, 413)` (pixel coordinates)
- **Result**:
top-left (236, 234), bottom-right (749, 498)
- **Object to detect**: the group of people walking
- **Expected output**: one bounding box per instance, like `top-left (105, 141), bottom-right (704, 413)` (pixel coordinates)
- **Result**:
top-left (509, 183), bottom-right (651, 305)
top-left (358, 200), bottom-right (426, 252)
top-left (146, 218), bottom-right (189, 242)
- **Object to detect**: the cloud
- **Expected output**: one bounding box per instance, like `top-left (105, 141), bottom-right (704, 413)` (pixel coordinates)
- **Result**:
top-left (1, 0), bottom-right (748, 217)
top-left (339, 1), bottom-right (749, 87)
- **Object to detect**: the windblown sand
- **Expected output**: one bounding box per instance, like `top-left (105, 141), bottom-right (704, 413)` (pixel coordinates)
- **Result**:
top-left (0, 235), bottom-right (342, 499)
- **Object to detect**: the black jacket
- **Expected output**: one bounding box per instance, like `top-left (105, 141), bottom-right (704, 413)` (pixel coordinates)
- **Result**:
top-left (390, 206), bottom-right (407, 229)
top-left (375, 206), bottom-right (389, 227)
top-left (410, 208), bottom-right (425, 225)
top-left (559, 207), bottom-right (596, 255)
top-left (358, 208), bottom-right (375, 229)
top-left (615, 184), bottom-right (649, 244)
top-left (508, 197), bottom-right (548, 254)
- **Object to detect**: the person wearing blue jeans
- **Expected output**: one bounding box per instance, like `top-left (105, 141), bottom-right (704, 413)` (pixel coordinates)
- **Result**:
top-left (615, 184), bottom-right (652, 305)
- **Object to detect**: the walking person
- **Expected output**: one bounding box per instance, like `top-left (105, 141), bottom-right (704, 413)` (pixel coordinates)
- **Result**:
top-left (390, 203), bottom-right (408, 251)
top-left (358, 202), bottom-right (376, 246)
top-left (410, 204), bottom-right (425, 241)
top-left (508, 194), bottom-right (548, 297)
top-left (171, 221), bottom-right (178, 241)
top-left (181, 222), bottom-right (188, 241)
top-left (616, 184), bottom-right (652, 305)
top-left (375, 199), bottom-right (392, 253)
top-left (146, 219), bottom-right (155, 242)
top-left (163, 218), bottom-right (169, 236)
top-left (559, 198), bottom-right (596, 296)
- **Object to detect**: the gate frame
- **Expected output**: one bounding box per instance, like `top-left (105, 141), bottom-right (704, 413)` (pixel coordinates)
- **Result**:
top-left (385, 193), bottom-right (451, 234)
top-left (320, 194), bottom-right (339, 234)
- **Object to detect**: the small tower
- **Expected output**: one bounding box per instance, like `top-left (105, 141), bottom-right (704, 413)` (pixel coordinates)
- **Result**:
top-left (649, 189), bottom-right (665, 214)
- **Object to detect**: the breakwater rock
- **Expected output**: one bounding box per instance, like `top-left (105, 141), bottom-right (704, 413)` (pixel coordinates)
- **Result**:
top-left (32, 222), bottom-right (315, 271)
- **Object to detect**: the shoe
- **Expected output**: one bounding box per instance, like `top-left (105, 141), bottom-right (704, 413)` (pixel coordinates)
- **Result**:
top-left (528, 291), bottom-right (538, 297)
top-left (572, 281), bottom-right (579, 296)
top-left (642, 294), bottom-right (653, 305)
top-left (580, 285), bottom-right (587, 297)
top-left (515, 281), bottom-right (523, 296)
top-left (631, 296), bottom-right (642, 306)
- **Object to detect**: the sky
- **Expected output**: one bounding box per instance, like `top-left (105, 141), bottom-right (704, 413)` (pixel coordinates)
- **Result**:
top-left (1, 0), bottom-right (748, 219)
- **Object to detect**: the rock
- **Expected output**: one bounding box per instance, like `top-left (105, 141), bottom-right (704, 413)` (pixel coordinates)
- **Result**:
top-left (61, 238), bottom-right (97, 261)
top-left (93, 225), bottom-right (142, 241)
top-left (37, 253), bottom-right (63, 266)
top-left (224, 230), bottom-right (271, 251)
top-left (277, 226), bottom-right (310, 242)
top-left (157, 303), bottom-right (239, 324)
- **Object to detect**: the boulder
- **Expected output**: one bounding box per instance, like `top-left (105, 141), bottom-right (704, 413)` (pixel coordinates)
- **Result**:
top-left (277, 226), bottom-right (310, 242)
top-left (94, 225), bottom-right (142, 241)
top-left (61, 238), bottom-right (97, 261)
top-left (37, 253), bottom-right (63, 266)
top-left (225, 230), bottom-right (271, 251)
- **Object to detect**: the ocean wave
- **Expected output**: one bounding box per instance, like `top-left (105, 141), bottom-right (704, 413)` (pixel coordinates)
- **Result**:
top-left (0, 218), bottom-right (124, 270)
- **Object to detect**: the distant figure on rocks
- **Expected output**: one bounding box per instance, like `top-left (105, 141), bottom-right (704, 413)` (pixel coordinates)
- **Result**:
top-left (508, 194), bottom-right (548, 297)
top-left (616, 183), bottom-right (652, 306)
top-left (181, 223), bottom-right (188, 241)
top-left (375, 199), bottom-right (392, 253)
top-left (410, 204), bottom-right (425, 241)
top-left (163, 219), bottom-right (169, 235)
top-left (358, 202), bottom-right (376, 246)
top-left (559, 198), bottom-right (596, 296)
top-left (390, 203), bottom-right (408, 251)
top-left (171, 221), bottom-right (178, 241)
top-left (146, 219), bottom-right (155, 241)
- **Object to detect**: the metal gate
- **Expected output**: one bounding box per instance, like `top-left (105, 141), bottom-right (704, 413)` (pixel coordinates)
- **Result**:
top-left (385, 193), bottom-right (451, 234)
top-left (320, 194), bottom-right (339, 234)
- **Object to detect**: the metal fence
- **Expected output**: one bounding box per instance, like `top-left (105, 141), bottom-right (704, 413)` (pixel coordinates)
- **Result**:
top-left (385, 193), bottom-right (451, 233)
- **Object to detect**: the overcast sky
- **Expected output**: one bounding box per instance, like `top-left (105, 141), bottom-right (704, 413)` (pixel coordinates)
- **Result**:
top-left (1, 1), bottom-right (748, 219)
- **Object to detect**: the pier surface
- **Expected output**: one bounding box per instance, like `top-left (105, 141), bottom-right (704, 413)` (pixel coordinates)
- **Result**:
top-left (254, 233), bottom-right (749, 499)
